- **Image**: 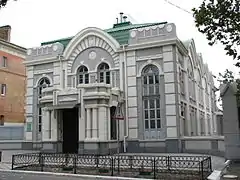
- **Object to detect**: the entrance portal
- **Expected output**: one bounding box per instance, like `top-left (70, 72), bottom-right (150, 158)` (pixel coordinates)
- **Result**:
top-left (62, 107), bottom-right (79, 154)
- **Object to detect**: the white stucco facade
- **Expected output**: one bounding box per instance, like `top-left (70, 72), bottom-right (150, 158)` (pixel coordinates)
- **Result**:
top-left (24, 19), bottom-right (219, 153)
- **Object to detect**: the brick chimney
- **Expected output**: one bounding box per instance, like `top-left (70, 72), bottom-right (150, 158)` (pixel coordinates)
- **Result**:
top-left (0, 25), bottom-right (11, 42)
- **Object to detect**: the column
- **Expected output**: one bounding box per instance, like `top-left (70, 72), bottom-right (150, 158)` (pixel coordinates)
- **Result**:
top-left (99, 107), bottom-right (107, 140)
top-left (51, 110), bottom-right (58, 141)
top-left (92, 108), bottom-right (98, 139)
top-left (86, 108), bottom-right (91, 139)
top-left (79, 106), bottom-right (85, 140)
top-left (42, 108), bottom-right (49, 141)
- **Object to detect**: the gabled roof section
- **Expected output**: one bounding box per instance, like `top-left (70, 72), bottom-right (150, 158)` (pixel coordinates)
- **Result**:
top-left (40, 21), bottom-right (168, 48)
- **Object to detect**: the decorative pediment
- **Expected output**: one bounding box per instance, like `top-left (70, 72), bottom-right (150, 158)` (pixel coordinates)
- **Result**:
top-left (63, 27), bottom-right (120, 73)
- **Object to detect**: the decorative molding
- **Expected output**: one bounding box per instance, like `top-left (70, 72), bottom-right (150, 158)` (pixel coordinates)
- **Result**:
top-left (23, 57), bottom-right (57, 66)
top-left (63, 27), bottom-right (120, 60)
top-left (0, 45), bottom-right (26, 58)
top-left (137, 61), bottom-right (163, 77)
top-left (33, 69), bottom-right (53, 75)
top-left (137, 54), bottom-right (163, 61)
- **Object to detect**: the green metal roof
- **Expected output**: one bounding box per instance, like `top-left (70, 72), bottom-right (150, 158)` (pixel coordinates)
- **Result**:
top-left (41, 21), bottom-right (167, 47)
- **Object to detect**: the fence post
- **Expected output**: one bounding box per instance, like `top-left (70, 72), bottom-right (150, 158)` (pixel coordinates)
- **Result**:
top-left (111, 157), bottom-right (114, 176)
top-left (39, 153), bottom-right (44, 172)
top-left (95, 154), bottom-right (99, 168)
top-left (153, 158), bottom-right (156, 179)
top-left (11, 155), bottom-right (14, 170)
top-left (73, 155), bottom-right (77, 174)
top-left (209, 157), bottom-right (212, 172)
top-left (201, 160), bottom-right (204, 180)
top-left (117, 155), bottom-right (120, 174)
top-left (167, 156), bottom-right (170, 171)
top-left (129, 155), bottom-right (133, 170)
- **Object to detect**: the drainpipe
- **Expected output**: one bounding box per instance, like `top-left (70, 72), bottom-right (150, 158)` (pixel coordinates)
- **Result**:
top-left (123, 45), bottom-right (128, 152)
top-left (58, 55), bottom-right (63, 89)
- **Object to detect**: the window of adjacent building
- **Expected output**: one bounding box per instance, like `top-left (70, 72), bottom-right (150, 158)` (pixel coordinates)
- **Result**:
top-left (77, 66), bottom-right (89, 84)
top-left (1, 56), bottom-right (7, 67)
top-left (142, 65), bottom-right (161, 139)
top-left (98, 63), bottom-right (110, 84)
top-left (37, 77), bottom-right (51, 133)
top-left (1, 84), bottom-right (6, 96)
top-left (0, 115), bottom-right (4, 125)
top-left (26, 122), bottom-right (32, 132)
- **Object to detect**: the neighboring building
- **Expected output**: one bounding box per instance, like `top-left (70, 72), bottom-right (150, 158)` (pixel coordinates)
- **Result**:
top-left (24, 14), bottom-right (219, 153)
top-left (220, 82), bottom-right (240, 161)
top-left (216, 109), bottom-right (224, 136)
top-left (0, 25), bottom-right (26, 140)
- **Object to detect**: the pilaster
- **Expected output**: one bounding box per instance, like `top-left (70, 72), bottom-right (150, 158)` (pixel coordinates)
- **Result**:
top-left (86, 108), bottom-right (91, 139)
top-left (51, 110), bottom-right (58, 141)
top-left (98, 106), bottom-right (108, 140)
top-left (92, 108), bottom-right (98, 139)
top-left (42, 108), bottom-right (49, 141)
top-left (163, 45), bottom-right (178, 138)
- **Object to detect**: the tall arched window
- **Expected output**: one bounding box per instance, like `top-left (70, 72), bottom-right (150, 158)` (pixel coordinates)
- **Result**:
top-left (98, 63), bottom-right (110, 84)
top-left (77, 66), bottom-right (89, 84)
top-left (37, 77), bottom-right (51, 133)
top-left (142, 65), bottom-right (161, 139)
top-left (187, 60), bottom-right (195, 100)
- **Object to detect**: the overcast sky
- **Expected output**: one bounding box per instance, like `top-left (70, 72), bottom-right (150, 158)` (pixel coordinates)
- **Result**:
top-left (0, 0), bottom-right (238, 78)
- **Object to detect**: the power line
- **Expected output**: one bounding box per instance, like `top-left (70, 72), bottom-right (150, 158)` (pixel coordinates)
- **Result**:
top-left (163, 0), bottom-right (193, 15)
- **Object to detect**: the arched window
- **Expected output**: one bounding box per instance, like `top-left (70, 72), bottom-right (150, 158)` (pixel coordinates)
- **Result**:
top-left (37, 77), bottom-right (50, 133)
top-left (142, 65), bottom-right (159, 95)
top-left (142, 65), bottom-right (161, 139)
top-left (98, 63), bottom-right (110, 84)
top-left (187, 60), bottom-right (195, 100)
top-left (77, 66), bottom-right (89, 84)
top-left (38, 77), bottom-right (51, 97)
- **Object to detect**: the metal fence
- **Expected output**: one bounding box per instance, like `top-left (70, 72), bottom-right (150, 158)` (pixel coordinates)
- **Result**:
top-left (12, 153), bottom-right (212, 179)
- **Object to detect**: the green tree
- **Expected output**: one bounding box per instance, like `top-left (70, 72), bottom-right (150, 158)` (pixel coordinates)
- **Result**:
top-left (0, 0), bottom-right (8, 8)
top-left (192, 0), bottom-right (240, 65)
top-left (218, 69), bottom-right (235, 84)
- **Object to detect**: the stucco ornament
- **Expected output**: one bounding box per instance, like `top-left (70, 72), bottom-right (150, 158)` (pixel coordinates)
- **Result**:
top-left (27, 49), bottom-right (32, 55)
top-left (130, 31), bottom-right (136, 38)
top-left (88, 51), bottom-right (97, 60)
top-left (166, 24), bottom-right (173, 32)
top-left (52, 44), bottom-right (58, 52)
top-left (89, 37), bottom-right (95, 46)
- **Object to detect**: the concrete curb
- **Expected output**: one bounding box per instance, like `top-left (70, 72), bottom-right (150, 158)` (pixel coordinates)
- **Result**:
top-left (0, 169), bottom-right (152, 180)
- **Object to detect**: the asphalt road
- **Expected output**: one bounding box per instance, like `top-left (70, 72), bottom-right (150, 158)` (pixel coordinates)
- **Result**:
top-left (0, 171), bottom-right (96, 180)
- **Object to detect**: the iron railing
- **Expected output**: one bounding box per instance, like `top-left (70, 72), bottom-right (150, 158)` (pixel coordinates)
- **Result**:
top-left (12, 153), bottom-right (212, 179)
